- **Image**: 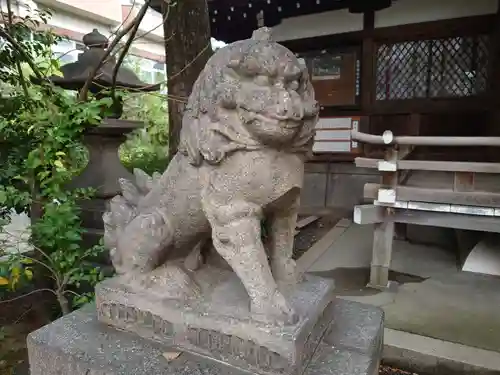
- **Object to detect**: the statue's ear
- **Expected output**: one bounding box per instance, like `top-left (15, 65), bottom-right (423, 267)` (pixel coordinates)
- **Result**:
top-left (179, 116), bottom-right (203, 166)
top-left (297, 58), bottom-right (307, 70)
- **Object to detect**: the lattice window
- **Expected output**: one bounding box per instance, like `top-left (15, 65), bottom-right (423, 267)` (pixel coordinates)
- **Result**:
top-left (376, 35), bottom-right (490, 100)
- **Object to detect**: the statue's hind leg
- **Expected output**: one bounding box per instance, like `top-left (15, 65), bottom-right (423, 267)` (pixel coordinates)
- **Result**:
top-left (112, 211), bottom-right (202, 299)
top-left (203, 199), bottom-right (298, 325)
top-left (112, 210), bottom-right (174, 275)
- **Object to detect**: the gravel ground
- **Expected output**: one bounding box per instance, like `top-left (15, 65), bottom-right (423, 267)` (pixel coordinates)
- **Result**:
top-left (379, 365), bottom-right (418, 375)
top-left (293, 215), bottom-right (342, 259)
top-left (3, 358), bottom-right (418, 375)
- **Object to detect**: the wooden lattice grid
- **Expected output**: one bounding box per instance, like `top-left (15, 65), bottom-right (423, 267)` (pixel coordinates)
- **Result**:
top-left (375, 35), bottom-right (490, 100)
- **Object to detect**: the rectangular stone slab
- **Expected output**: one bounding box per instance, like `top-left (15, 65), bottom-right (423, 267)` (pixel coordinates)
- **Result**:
top-left (95, 270), bottom-right (335, 375)
top-left (28, 301), bottom-right (383, 375)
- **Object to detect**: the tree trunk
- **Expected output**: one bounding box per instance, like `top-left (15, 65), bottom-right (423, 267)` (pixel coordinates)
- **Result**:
top-left (57, 293), bottom-right (71, 315)
top-left (162, 0), bottom-right (212, 159)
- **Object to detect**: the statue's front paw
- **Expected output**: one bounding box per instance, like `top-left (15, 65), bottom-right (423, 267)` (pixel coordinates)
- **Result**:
top-left (251, 289), bottom-right (299, 326)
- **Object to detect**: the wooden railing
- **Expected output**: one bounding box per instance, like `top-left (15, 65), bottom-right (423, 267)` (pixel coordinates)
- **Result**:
top-left (351, 130), bottom-right (500, 146)
top-left (351, 130), bottom-right (500, 174)
top-left (350, 129), bottom-right (500, 289)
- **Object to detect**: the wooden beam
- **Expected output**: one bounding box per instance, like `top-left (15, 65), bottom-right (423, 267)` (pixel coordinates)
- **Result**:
top-left (354, 204), bottom-right (385, 224)
top-left (309, 153), bottom-right (356, 163)
top-left (364, 183), bottom-right (500, 208)
top-left (368, 95), bottom-right (491, 115)
top-left (281, 15), bottom-right (495, 54)
top-left (357, 204), bottom-right (500, 233)
top-left (355, 158), bottom-right (500, 173)
top-left (355, 157), bottom-right (379, 168)
top-left (397, 160), bottom-right (500, 173)
top-left (391, 209), bottom-right (500, 233)
top-left (371, 14), bottom-right (495, 43)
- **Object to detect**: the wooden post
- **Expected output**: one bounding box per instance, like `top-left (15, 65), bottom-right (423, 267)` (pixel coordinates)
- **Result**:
top-left (370, 219), bottom-right (395, 288)
top-left (395, 113), bottom-right (420, 238)
top-left (487, 0), bottom-right (500, 163)
top-left (368, 147), bottom-right (398, 289)
top-left (361, 11), bottom-right (375, 112)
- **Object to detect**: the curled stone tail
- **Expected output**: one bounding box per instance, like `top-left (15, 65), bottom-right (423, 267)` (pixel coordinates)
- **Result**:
top-left (103, 168), bottom-right (161, 254)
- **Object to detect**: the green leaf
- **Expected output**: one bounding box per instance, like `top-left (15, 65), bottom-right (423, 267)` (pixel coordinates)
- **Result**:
top-left (54, 160), bottom-right (65, 169)
top-left (24, 268), bottom-right (33, 280)
top-left (13, 175), bottom-right (28, 183)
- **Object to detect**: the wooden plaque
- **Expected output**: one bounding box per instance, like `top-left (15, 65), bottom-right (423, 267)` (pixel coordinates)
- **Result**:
top-left (310, 51), bottom-right (358, 107)
top-left (312, 116), bottom-right (361, 154)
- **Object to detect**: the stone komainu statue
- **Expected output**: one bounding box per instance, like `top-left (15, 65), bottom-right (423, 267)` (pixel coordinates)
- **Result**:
top-left (103, 28), bottom-right (319, 324)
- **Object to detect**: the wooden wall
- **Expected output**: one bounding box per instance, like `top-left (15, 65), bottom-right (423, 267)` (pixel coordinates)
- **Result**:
top-left (281, 10), bottom-right (498, 161)
top-left (290, 1), bottom-right (500, 213)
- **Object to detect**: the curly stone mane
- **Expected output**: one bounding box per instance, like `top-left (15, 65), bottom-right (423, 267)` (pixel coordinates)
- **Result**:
top-left (179, 28), bottom-right (318, 166)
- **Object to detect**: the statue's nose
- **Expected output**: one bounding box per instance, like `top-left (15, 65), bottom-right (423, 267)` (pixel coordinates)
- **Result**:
top-left (276, 90), bottom-right (303, 120)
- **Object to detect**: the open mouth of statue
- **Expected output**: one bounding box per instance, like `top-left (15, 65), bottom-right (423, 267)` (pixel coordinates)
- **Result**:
top-left (240, 105), bottom-right (303, 129)
top-left (254, 112), bottom-right (302, 129)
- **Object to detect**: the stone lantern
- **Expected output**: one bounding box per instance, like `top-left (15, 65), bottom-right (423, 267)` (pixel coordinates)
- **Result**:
top-left (46, 29), bottom-right (162, 248)
top-left (50, 28), bottom-right (161, 117)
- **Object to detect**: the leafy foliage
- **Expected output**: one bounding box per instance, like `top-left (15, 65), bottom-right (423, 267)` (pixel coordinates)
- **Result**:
top-left (0, 7), bottom-right (110, 314)
top-left (119, 57), bottom-right (170, 175)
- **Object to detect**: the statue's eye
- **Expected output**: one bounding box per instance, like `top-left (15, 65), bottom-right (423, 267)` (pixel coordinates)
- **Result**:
top-left (288, 80), bottom-right (299, 91)
top-left (254, 75), bottom-right (270, 86)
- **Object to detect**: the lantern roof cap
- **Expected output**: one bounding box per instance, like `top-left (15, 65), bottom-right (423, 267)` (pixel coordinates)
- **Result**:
top-left (44, 28), bottom-right (161, 92)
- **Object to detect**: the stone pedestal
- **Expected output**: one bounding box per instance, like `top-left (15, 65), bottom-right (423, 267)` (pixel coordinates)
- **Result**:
top-left (28, 298), bottom-right (383, 375)
top-left (68, 118), bottom-right (142, 248)
top-left (95, 270), bottom-right (335, 375)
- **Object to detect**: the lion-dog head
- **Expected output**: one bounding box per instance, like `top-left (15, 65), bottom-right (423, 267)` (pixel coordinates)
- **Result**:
top-left (179, 28), bottom-right (319, 166)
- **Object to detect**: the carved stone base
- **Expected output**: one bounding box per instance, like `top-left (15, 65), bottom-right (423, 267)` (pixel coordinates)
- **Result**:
top-left (28, 300), bottom-right (383, 375)
top-left (95, 267), bottom-right (335, 375)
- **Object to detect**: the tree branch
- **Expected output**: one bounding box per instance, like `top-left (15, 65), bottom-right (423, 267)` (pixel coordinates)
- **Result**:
top-left (0, 288), bottom-right (56, 305)
top-left (5, 0), bottom-right (31, 99)
top-left (77, 0), bottom-right (152, 102)
top-left (2, 229), bottom-right (62, 286)
top-left (111, 0), bottom-right (152, 96)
